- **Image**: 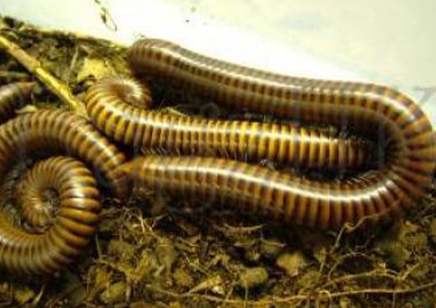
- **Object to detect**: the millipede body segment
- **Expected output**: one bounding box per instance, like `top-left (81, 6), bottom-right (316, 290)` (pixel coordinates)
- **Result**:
top-left (86, 76), bottom-right (371, 171)
top-left (0, 82), bottom-right (36, 123)
top-left (0, 156), bottom-right (100, 274)
top-left (0, 109), bottom-right (129, 274)
top-left (0, 109), bottom-right (129, 199)
top-left (123, 155), bottom-right (400, 229)
top-left (121, 38), bottom-right (436, 228)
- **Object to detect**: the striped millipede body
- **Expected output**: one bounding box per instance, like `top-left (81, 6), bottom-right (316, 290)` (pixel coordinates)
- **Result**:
top-left (0, 109), bottom-right (129, 274)
top-left (122, 156), bottom-right (397, 228)
top-left (16, 162), bottom-right (59, 229)
top-left (118, 39), bottom-right (436, 228)
top-left (86, 76), bottom-right (371, 171)
top-left (1, 156), bottom-right (100, 274)
top-left (0, 82), bottom-right (37, 123)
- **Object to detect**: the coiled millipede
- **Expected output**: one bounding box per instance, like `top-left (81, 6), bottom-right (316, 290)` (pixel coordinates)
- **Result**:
top-left (117, 38), bottom-right (434, 229)
top-left (0, 108), bottom-right (128, 274)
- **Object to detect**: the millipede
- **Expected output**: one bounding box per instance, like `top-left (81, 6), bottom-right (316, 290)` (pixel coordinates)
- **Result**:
top-left (115, 38), bottom-right (435, 229)
top-left (122, 155), bottom-right (397, 229)
top-left (85, 76), bottom-right (372, 171)
top-left (0, 109), bottom-right (129, 274)
top-left (1, 34), bottom-right (435, 276)
top-left (0, 81), bottom-right (37, 123)
top-left (1, 156), bottom-right (100, 274)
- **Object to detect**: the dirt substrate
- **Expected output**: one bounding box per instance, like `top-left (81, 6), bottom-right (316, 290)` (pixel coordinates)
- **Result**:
top-left (0, 16), bottom-right (435, 308)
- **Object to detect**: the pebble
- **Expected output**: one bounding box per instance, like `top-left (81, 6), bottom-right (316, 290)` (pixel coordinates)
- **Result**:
top-left (238, 267), bottom-right (269, 289)
top-left (276, 251), bottom-right (308, 277)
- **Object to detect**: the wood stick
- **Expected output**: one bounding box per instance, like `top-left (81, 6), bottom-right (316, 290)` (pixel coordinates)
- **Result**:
top-left (0, 34), bottom-right (87, 116)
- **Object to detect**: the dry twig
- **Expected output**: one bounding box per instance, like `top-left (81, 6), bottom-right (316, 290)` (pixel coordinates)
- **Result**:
top-left (0, 33), bottom-right (87, 115)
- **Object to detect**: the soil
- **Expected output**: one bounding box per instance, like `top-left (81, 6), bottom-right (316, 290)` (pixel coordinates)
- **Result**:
top-left (0, 16), bottom-right (436, 308)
